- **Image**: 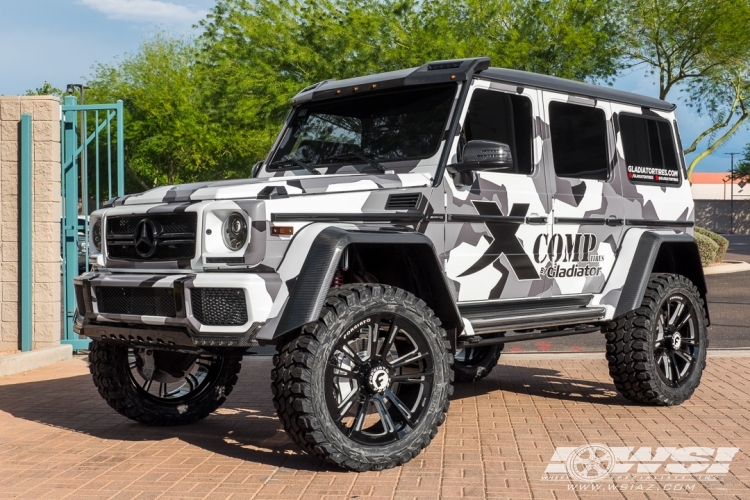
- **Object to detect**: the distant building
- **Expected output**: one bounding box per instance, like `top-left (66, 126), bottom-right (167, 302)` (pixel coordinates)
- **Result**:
top-left (690, 172), bottom-right (749, 201)
top-left (691, 172), bottom-right (750, 234)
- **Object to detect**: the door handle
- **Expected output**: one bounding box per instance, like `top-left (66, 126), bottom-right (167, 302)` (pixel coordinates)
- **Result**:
top-left (606, 216), bottom-right (624, 226)
top-left (525, 215), bottom-right (548, 224)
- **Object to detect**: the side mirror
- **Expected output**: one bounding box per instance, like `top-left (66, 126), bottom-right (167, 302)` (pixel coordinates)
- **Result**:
top-left (449, 140), bottom-right (513, 173)
top-left (447, 140), bottom-right (513, 187)
top-left (251, 160), bottom-right (263, 178)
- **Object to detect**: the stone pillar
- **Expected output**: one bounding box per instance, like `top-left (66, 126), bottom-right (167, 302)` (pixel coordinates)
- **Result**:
top-left (0, 96), bottom-right (62, 351)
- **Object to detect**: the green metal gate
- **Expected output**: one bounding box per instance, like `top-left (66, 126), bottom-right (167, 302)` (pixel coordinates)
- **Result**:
top-left (61, 96), bottom-right (125, 350)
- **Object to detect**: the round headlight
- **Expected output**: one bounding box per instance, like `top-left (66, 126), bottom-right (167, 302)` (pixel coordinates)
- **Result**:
top-left (92, 220), bottom-right (102, 251)
top-left (222, 212), bottom-right (248, 251)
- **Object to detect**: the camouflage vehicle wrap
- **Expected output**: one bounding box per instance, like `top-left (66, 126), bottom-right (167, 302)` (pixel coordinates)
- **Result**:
top-left (79, 58), bottom-right (709, 472)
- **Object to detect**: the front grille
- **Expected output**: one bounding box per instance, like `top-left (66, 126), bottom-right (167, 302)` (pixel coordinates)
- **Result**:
top-left (75, 285), bottom-right (86, 314)
top-left (191, 288), bottom-right (248, 326)
top-left (106, 213), bottom-right (197, 261)
top-left (96, 287), bottom-right (177, 317)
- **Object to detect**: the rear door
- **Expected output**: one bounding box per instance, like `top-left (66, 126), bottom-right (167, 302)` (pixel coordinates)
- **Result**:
top-left (541, 93), bottom-right (625, 295)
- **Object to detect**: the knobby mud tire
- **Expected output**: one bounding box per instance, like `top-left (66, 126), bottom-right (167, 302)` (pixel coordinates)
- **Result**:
top-left (89, 340), bottom-right (242, 426)
top-left (271, 284), bottom-right (453, 471)
top-left (605, 273), bottom-right (708, 406)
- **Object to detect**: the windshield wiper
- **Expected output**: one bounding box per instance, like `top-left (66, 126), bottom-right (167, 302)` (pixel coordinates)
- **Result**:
top-left (322, 152), bottom-right (387, 174)
top-left (267, 157), bottom-right (321, 175)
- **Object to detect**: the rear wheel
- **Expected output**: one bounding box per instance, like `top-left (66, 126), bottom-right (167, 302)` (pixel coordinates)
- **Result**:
top-left (272, 284), bottom-right (453, 471)
top-left (89, 340), bottom-right (242, 425)
top-left (606, 273), bottom-right (708, 405)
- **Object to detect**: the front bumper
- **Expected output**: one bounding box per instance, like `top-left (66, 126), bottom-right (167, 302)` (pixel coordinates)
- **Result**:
top-left (73, 271), bottom-right (278, 349)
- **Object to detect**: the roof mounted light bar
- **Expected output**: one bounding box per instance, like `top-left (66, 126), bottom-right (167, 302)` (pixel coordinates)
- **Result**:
top-left (291, 57), bottom-right (491, 106)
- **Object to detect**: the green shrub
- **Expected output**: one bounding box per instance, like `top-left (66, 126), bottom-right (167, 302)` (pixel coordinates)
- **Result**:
top-left (695, 232), bottom-right (719, 266)
top-left (695, 226), bottom-right (729, 262)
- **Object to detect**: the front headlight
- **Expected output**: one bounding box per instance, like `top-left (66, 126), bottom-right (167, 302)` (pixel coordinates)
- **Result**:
top-left (222, 212), bottom-right (248, 250)
top-left (92, 220), bottom-right (102, 251)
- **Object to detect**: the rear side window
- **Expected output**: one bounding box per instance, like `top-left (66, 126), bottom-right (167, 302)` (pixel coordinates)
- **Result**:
top-left (549, 101), bottom-right (609, 180)
top-left (619, 114), bottom-right (681, 185)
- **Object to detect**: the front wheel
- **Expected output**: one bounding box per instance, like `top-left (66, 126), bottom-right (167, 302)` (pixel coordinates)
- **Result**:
top-left (272, 284), bottom-right (453, 471)
top-left (89, 340), bottom-right (242, 425)
top-left (606, 273), bottom-right (708, 405)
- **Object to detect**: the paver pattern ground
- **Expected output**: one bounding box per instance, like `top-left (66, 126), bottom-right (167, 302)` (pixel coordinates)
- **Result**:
top-left (0, 354), bottom-right (749, 499)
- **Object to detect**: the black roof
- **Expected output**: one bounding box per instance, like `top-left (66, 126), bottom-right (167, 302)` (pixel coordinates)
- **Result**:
top-left (292, 57), bottom-right (675, 112)
top-left (480, 68), bottom-right (675, 111)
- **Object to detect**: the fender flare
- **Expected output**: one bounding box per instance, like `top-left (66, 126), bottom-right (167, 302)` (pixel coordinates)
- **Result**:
top-left (613, 231), bottom-right (708, 320)
top-left (260, 226), bottom-right (462, 343)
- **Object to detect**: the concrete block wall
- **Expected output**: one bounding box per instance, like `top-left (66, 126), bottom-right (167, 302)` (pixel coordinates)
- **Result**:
top-left (695, 200), bottom-right (750, 235)
top-left (0, 96), bottom-right (62, 351)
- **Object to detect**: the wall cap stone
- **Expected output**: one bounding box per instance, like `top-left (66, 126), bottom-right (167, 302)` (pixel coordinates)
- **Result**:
top-left (0, 344), bottom-right (72, 377)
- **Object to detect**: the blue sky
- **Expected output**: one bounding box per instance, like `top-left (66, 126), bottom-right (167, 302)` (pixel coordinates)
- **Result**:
top-left (1, 0), bottom-right (746, 173)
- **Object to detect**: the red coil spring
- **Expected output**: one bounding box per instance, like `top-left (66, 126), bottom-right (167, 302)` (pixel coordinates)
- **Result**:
top-left (331, 270), bottom-right (345, 288)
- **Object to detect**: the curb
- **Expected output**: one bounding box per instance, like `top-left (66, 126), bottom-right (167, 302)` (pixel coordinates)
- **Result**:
top-left (0, 344), bottom-right (73, 377)
top-left (703, 261), bottom-right (750, 275)
top-left (502, 351), bottom-right (605, 360)
top-left (500, 349), bottom-right (750, 360)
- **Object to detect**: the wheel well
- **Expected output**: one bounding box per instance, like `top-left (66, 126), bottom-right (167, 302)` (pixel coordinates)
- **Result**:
top-left (652, 242), bottom-right (707, 295)
top-left (345, 243), bottom-right (461, 332)
top-left (652, 241), bottom-right (710, 321)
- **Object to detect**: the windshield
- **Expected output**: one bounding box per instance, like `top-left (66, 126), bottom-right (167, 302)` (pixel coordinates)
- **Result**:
top-left (267, 84), bottom-right (457, 173)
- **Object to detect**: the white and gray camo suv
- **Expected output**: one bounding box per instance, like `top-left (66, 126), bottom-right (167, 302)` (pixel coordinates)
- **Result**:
top-left (76, 57), bottom-right (708, 471)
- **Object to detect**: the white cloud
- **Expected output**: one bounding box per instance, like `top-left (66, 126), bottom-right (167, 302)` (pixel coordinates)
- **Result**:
top-left (78, 0), bottom-right (207, 25)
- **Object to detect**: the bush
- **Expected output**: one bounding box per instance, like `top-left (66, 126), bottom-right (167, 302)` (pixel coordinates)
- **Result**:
top-left (695, 226), bottom-right (729, 262)
top-left (695, 232), bottom-right (719, 266)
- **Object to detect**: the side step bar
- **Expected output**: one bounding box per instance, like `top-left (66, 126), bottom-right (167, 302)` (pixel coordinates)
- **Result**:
top-left (467, 306), bottom-right (607, 334)
top-left (456, 325), bottom-right (602, 349)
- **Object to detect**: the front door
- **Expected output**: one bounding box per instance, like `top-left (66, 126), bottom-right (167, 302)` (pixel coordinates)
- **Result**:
top-left (444, 81), bottom-right (552, 302)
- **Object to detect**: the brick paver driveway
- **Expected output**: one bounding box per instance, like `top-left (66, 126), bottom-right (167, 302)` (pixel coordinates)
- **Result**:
top-left (0, 354), bottom-right (749, 499)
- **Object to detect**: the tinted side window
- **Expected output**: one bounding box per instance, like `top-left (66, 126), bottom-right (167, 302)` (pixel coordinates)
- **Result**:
top-left (619, 114), bottom-right (680, 185)
top-left (461, 89), bottom-right (534, 175)
top-left (549, 101), bottom-right (609, 180)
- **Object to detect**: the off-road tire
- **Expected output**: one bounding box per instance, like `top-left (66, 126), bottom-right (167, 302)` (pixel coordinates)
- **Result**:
top-left (605, 273), bottom-right (708, 406)
top-left (453, 337), bottom-right (503, 383)
top-left (89, 340), bottom-right (242, 425)
top-left (271, 284), bottom-right (453, 471)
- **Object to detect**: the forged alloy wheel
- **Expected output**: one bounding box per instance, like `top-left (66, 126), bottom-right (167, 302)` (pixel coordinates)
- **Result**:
top-left (606, 273), bottom-right (708, 406)
top-left (272, 284), bottom-right (453, 471)
top-left (89, 340), bottom-right (242, 426)
top-left (326, 311), bottom-right (435, 445)
top-left (128, 348), bottom-right (217, 402)
top-left (653, 294), bottom-right (700, 386)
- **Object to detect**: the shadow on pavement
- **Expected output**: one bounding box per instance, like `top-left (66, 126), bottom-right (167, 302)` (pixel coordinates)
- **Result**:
top-left (463, 364), bottom-right (630, 405)
top-left (0, 359), bottom-right (632, 470)
top-left (0, 370), bottom-right (328, 472)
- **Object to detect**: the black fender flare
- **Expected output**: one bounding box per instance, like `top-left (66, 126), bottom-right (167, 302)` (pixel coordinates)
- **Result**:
top-left (614, 231), bottom-right (709, 322)
top-left (268, 226), bottom-right (462, 343)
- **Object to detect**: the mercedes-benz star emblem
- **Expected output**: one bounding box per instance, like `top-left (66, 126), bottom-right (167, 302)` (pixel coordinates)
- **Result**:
top-left (134, 219), bottom-right (158, 258)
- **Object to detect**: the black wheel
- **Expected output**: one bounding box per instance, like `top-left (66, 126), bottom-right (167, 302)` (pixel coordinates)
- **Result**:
top-left (89, 340), bottom-right (242, 425)
top-left (453, 335), bottom-right (503, 382)
top-left (606, 273), bottom-right (708, 405)
top-left (272, 284), bottom-right (453, 471)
